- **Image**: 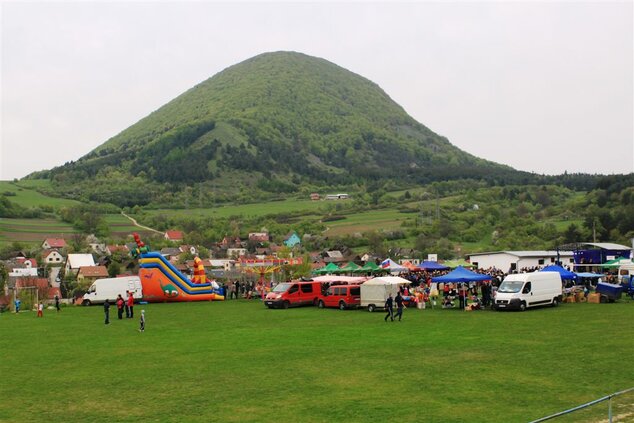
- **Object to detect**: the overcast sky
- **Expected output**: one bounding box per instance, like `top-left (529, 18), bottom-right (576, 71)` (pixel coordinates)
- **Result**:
top-left (1, 1), bottom-right (632, 180)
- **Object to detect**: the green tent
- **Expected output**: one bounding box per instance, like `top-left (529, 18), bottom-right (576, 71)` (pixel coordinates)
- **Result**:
top-left (337, 262), bottom-right (361, 273)
top-left (443, 259), bottom-right (475, 269)
top-left (601, 257), bottom-right (633, 268)
top-left (314, 262), bottom-right (341, 274)
top-left (354, 261), bottom-right (385, 274)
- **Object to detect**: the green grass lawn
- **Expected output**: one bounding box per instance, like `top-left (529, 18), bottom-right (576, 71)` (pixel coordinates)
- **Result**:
top-left (1, 300), bottom-right (632, 422)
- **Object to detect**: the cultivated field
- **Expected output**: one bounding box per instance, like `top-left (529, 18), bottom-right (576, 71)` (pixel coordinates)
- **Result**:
top-left (0, 218), bottom-right (78, 246)
top-left (1, 300), bottom-right (632, 422)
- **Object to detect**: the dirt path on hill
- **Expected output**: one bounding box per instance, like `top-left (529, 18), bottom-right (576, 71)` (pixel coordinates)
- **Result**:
top-left (120, 212), bottom-right (163, 235)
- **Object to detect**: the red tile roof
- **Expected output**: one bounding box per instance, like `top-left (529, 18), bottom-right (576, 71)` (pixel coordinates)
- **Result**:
top-left (16, 277), bottom-right (48, 289)
top-left (44, 238), bottom-right (67, 248)
top-left (185, 259), bottom-right (212, 268)
top-left (165, 230), bottom-right (184, 241)
top-left (78, 266), bottom-right (109, 278)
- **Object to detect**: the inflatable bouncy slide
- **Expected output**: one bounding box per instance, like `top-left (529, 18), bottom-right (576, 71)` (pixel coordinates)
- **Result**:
top-left (131, 233), bottom-right (224, 303)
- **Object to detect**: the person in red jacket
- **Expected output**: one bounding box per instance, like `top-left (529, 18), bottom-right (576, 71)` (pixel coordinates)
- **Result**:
top-left (116, 294), bottom-right (125, 320)
top-left (127, 292), bottom-right (134, 319)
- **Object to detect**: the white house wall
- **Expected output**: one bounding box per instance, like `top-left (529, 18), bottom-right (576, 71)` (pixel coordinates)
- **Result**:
top-left (469, 253), bottom-right (518, 271)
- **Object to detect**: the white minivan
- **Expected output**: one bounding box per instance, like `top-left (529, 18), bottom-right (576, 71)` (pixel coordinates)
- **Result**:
top-left (493, 272), bottom-right (562, 311)
top-left (82, 276), bottom-right (143, 305)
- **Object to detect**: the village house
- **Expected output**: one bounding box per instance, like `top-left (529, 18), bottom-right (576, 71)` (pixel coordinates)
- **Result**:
top-left (283, 231), bottom-right (301, 248)
top-left (322, 250), bottom-right (346, 264)
top-left (310, 193), bottom-right (320, 201)
top-left (76, 266), bottom-right (109, 283)
top-left (42, 249), bottom-right (64, 265)
top-left (65, 254), bottom-right (96, 276)
top-left (165, 230), bottom-right (184, 242)
top-left (86, 235), bottom-right (107, 254)
top-left (226, 247), bottom-right (247, 258)
top-left (106, 245), bottom-right (129, 256)
top-left (248, 232), bottom-right (270, 243)
top-left (42, 238), bottom-right (67, 250)
top-left (160, 247), bottom-right (182, 262)
top-left (16, 257), bottom-right (38, 269)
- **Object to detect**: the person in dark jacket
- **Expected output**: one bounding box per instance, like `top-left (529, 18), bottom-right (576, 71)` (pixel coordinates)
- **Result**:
top-left (384, 293), bottom-right (394, 322)
top-left (394, 292), bottom-right (405, 321)
top-left (104, 299), bottom-right (111, 325)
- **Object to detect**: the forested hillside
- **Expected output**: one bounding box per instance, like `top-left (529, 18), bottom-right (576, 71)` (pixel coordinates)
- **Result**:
top-left (30, 51), bottom-right (533, 207)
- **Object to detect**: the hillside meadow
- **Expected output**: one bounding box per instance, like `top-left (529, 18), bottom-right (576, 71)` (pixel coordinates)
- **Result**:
top-left (1, 300), bottom-right (632, 422)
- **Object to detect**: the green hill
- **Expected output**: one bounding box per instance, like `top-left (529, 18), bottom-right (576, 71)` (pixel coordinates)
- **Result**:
top-left (36, 51), bottom-right (529, 207)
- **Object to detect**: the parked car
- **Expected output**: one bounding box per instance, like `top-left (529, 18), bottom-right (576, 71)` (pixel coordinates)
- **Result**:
top-left (264, 281), bottom-right (322, 309)
top-left (317, 284), bottom-right (361, 310)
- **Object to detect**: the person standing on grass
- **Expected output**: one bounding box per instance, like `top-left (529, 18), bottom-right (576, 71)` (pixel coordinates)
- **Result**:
top-left (127, 292), bottom-right (134, 319)
top-left (104, 299), bottom-right (111, 325)
top-left (116, 294), bottom-right (125, 320)
top-left (139, 309), bottom-right (145, 332)
top-left (384, 293), bottom-right (394, 322)
top-left (125, 291), bottom-right (131, 318)
top-left (14, 298), bottom-right (21, 313)
top-left (37, 302), bottom-right (43, 318)
top-left (394, 292), bottom-right (405, 321)
top-left (54, 295), bottom-right (60, 312)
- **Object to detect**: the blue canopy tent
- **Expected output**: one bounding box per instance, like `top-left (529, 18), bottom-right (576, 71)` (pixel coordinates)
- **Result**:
top-left (432, 266), bottom-right (491, 310)
top-left (540, 265), bottom-right (577, 282)
top-left (418, 261), bottom-right (450, 271)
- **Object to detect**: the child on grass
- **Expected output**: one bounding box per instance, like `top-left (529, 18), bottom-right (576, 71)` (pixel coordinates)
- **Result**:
top-left (139, 309), bottom-right (145, 332)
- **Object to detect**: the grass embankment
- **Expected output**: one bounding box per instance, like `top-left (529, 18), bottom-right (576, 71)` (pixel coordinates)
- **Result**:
top-left (1, 300), bottom-right (632, 422)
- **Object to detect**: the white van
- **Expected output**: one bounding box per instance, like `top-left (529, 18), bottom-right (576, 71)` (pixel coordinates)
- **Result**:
top-left (493, 272), bottom-right (562, 311)
top-left (617, 263), bottom-right (634, 285)
top-left (82, 276), bottom-right (143, 305)
top-left (360, 276), bottom-right (411, 312)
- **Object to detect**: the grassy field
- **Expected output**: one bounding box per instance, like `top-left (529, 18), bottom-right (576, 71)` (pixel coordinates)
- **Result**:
top-left (145, 198), bottom-right (328, 219)
top-left (324, 209), bottom-right (411, 236)
top-left (1, 300), bottom-right (632, 422)
top-left (0, 180), bottom-right (80, 208)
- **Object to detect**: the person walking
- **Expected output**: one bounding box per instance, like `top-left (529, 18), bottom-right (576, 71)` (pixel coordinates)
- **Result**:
top-left (139, 309), bottom-right (145, 332)
top-left (54, 295), bottom-right (60, 312)
top-left (14, 298), bottom-right (21, 313)
top-left (384, 293), bottom-right (394, 322)
top-left (116, 294), bottom-right (125, 320)
top-left (394, 292), bottom-right (405, 321)
top-left (104, 299), bottom-right (111, 325)
top-left (127, 292), bottom-right (134, 319)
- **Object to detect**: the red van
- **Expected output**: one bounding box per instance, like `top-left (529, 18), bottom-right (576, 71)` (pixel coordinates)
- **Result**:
top-left (264, 281), bottom-right (322, 309)
top-left (317, 284), bottom-right (361, 310)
